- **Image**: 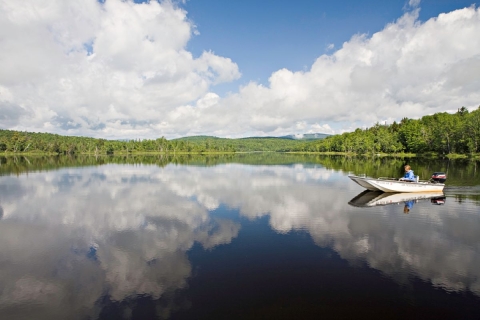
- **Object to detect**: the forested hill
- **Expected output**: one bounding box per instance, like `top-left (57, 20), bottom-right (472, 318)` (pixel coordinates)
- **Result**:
top-left (1, 107), bottom-right (478, 155)
top-left (172, 133), bottom-right (330, 142)
top-left (287, 106), bottom-right (480, 155)
top-left (183, 137), bottom-right (302, 152)
top-left (0, 130), bottom-right (325, 154)
top-left (172, 134), bottom-right (329, 152)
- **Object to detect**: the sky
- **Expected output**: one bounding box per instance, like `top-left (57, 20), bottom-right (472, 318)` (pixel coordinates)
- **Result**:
top-left (0, 0), bottom-right (479, 139)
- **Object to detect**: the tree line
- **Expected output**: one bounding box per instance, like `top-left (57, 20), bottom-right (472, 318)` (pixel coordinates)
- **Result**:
top-left (289, 106), bottom-right (480, 155)
top-left (0, 130), bottom-right (304, 154)
top-left (1, 106), bottom-right (479, 155)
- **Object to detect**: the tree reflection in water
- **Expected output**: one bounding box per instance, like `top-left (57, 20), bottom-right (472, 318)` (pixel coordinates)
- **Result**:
top-left (0, 157), bottom-right (478, 319)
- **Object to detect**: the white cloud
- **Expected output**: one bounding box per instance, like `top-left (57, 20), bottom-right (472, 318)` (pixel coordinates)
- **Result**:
top-left (309, 123), bottom-right (334, 134)
top-left (409, 0), bottom-right (421, 8)
top-left (0, 2), bottom-right (479, 138)
top-left (199, 7), bottom-right (480, 136)
top-left (0, 0), bottom-right (240, 138)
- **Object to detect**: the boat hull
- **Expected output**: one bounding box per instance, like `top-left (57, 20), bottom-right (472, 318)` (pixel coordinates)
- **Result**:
top-left (348, 175), bottom-right (444, 193)
top-left (348, 175), bottom-right (380, 191)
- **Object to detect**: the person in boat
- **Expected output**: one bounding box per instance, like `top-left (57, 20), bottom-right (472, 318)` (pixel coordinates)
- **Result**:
top-left (399, 165), bottom-right (415, 182)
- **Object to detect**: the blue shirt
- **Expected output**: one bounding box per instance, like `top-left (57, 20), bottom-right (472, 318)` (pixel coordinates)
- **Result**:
top-left (402, 170), bottom-right (415, 181)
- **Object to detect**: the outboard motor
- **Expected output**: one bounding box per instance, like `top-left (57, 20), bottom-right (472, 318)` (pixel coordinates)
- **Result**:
top-left (431, 172), bottom-right (447, 183)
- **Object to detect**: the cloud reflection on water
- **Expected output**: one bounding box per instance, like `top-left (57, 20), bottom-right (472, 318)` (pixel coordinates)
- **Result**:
top-left (0, 163), bottom-right (479, 319)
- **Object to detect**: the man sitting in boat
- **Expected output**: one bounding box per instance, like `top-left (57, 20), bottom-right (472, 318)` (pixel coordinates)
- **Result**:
top-left (399, 165), bottom-right (415, 182)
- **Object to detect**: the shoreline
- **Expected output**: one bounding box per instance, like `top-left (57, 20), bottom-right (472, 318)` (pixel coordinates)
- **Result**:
top-left (1, 151), bottom-right (479, 159)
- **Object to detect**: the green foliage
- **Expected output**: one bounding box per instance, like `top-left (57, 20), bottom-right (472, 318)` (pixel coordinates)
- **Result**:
top-left (288, 106), bottom-right (480, 155)
top-left (1, 106), bottom-right (479, 155)
top-left (173, 136), bottom-right (305, 152)
top-left (0, 130), bottom-right (306, 154)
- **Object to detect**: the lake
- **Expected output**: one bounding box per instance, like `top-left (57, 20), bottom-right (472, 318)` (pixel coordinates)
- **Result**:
top-left (0, 154), bottom-right (479, 319)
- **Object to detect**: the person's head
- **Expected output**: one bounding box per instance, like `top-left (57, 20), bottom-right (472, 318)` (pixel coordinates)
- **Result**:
top-left (403, 205), bottom-right (410, 214)
top-left (404, 165), bottom-right (411, 172)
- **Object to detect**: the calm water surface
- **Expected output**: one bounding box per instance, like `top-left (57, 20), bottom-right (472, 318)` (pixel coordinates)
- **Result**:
top-left (0, 155), bottom-right (479, 319)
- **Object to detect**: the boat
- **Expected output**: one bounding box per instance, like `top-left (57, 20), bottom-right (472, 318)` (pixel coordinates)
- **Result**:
top-left (348, 190), bottom-right (446, 207)
top-left (348, 175), bottom-right (379, 191)
top-left (348, 172), bottom-right (446, 193)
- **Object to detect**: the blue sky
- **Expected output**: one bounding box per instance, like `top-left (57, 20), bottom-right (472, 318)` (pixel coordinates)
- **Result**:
top-left (186, 0), bottom-right (380, 89)
top-left (0, 0), bottom-right (479, 138)
top-left (184, 0), bottom-right (477, 93)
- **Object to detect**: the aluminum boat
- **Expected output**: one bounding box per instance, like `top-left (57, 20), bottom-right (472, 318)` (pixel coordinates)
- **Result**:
top-left (348, 173), bottom-right (446, 193)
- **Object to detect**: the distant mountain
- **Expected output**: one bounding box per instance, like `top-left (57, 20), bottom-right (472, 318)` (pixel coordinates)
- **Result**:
top-left (174, 133), bottom-right (330, 141)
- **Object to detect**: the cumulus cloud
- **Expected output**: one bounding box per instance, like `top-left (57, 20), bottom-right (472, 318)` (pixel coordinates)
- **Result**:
top-left (0, 0), bottom-right (240, 138)
top-left (0, 102), bottom-right (27, 126)
top-left (201, 6), bottom-right (480, 136)
top-left (0, 1), bottom-right (479, 137)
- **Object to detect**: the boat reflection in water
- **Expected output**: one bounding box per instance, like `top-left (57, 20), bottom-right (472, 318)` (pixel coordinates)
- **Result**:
top-left (348, 190), bottom-right (446, 213)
